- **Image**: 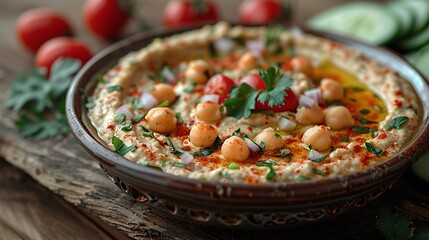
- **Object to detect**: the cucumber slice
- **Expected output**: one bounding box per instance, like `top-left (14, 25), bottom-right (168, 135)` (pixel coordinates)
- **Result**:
top-left (387, 1), bottom-right (416, 38)
top-left (400, 0), bottom-right (429, 34)
top-left (307, 2), bottom-right (399, 45)
top-left (414, 45), bottom-right (429, 77)
top-left (396, 26), bottom-right (429, 52)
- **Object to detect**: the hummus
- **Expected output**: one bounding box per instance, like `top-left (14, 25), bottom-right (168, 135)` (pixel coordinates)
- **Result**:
top-left (87, 22), bottom-right (419, 184)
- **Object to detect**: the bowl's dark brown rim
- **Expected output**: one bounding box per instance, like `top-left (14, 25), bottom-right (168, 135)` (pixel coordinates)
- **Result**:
top-left (66, 23), bottom-right (429, 208)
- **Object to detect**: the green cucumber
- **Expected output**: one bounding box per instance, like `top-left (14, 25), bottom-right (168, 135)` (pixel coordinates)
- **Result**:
top-left (396, 26), bottom-right (429, 52)
top-left (400, 0), bottom-right (429, 34)
top-left (387, 1), bottom-right (416, 38)
top-left (307, 2), bottom-right (399, 45)
top-left (413, 45), bottom-right (429, 77)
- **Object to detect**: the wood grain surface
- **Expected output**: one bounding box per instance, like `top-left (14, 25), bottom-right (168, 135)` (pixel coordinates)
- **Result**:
top-left (0, 0), bottom-right (428, 239)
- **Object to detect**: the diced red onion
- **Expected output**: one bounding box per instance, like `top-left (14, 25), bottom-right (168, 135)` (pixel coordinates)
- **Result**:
top-left (246, 40), bottom-right (265, 57)
top-left (201, 94), bottom-right (220, 104)
top-left (214, 38), bottom-right (236, 53)
top-left (139, 92), bottom-right (159, 110)
top-left (304, 88), bottom-right (321, 104)
top-left (116, 105), bottom-right (133, 119)
top-left (245, 138), bottom-right (259, 152)
top-left (278, 117), bottom-right (297, 131)
top-left (307, 149), bottom-right (324, 161)
top-left (299, 143), bottom-right (310, 150)
top-left (299, 95), bottom-right (316, 109)
top-left (180, 152), bottom-right (194, 164)
top-left (161, 66), bottom-right (175, 83)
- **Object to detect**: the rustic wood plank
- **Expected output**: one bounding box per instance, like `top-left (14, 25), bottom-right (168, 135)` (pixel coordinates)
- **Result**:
top-left (0, 158), bottom-right (127, 240)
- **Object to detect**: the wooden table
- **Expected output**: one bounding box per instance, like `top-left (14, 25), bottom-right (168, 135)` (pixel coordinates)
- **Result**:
top-left (1, 1), bottom-right (428, 239)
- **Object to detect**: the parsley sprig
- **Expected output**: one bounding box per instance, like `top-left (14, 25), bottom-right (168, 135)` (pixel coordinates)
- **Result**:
top-left (4, 58), bottom-right (81, 139)
top-left (223, 66), bottom-right (294, 119)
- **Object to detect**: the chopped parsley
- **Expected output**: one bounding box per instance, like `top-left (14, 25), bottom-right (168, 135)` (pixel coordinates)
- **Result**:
top-left (226, 162), bottom-right (240, 170)
top-left (360, 109), bottom-right (371, 115)
top-left (157, 101), bottom-right (169, 107)
top-left (295, 175), bottom-right (310, 182)
top-left (312, 168), bottom-right (328, 176)
top-left (276, 148), bottom-right (291, 161)
top-left (342, 135), bottom-right (349, 142)
top-left (107, 85), bottom-right (122, 92)
top-left (193, 137), bottom-right (223, 157)
top-left (352, 126), bottom-right (372, 133)
top-left (385, 116), bottom-right (409, 131)
top-left (140, 125), bottom-right (156, 139)
top-left (172, 162), bottom-right (186, 168)
top-left (245, 137), bottom-right (265, 154)
top-left (364, 142), bottom-right (385, 156)
top-left (121, 122), bottom-right (132, 131)
top-left (220, 171), bottom-right (233, 180)
top-left (137, 160), bottom-right (163, 171)
top-left (223, 66), bottom-right (294, 119)
top-left (256, 159), bottom-right (278, 180)
top-left (112, 136), bottom-right (136, 155)
top-left (115, 113), bottom-right (126, 124)
top-left (166, 137), bottom-right (185, 156)
top-left (132, 113), bottom-right (145, 123)
top-left (357, 115), bottom-right (377, 124)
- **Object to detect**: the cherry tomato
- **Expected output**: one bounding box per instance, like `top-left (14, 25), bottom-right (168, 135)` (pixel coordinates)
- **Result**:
top-left (163, 0), bottom-right (219, 28)
top-left (255, 89), bottom-right (298, 112)
top-left (35, 37), bottom-right (92, 75)
top-left (204, 74), bottom-right (235, 103)
top-left (238, 0), bottom-right (283, 25)
top-left (83, 0), bottom-right (130, 39)
top-left (16, 8), bottom-right (73, 53)
top-left (239, 73), bottom-right (266, 90)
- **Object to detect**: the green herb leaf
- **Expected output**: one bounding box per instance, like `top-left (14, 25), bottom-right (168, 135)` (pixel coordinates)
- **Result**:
top-left (256, 159), bottom-right (278, 181)
top-left (342, 135), bottom-right (349, 142)
top-left (385, 116), bottom-right (409, 131)
top-left (137, 160), bottom-right (163, 171)
top-left (4, 58), bottom-right (80, 139)
top-left (107, 85), bottom-right (122, 92)
top-left (167, 137), bottom-right (185, 156)
top-left (157, 101), bottom-right (169, 107)
top-left (276, 148), bottom-right (292, 161)
top-left (121, 122), bottom-right (132, 131)
top-left (364, 142), bottom-right (385, 156)
top-left (312, 168), bottom-right (328, 176)
top-left (357, 115), bottom-right (377, 124)
top-left (112, 136), bottom-right (136, 155)
top-left (132, 113), bottom-right (145, 123)
top-left (223, 84), bottom-right (259, 119)
top-left (360, 109), bottom-right (371, 115)
top-left (172, 162), bottom-right (186, 168)
top-left (115, 113), bottom-right (126, 124)
top-left (141, 125), bottom-right (156, 139)
top-left (226, 162), bottom-right (240, 170)
top-left (295, 175), bottom-right (310, 182)
top-left (352, 126), bottom-right (372, 133)
top-left (193, 137), bottom-right (223, 157)
top-left (376, 213), bottom-right (414, 240)
top-left (220, 171), bottom-right (233, 180)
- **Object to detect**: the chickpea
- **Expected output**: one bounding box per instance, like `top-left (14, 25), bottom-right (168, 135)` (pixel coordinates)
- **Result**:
top-left (320, 78), bottom-right (344, 102)
top-left (195, 101), bottom-right (222, 123)
top-left (190, 123), bottom-right (218, 148)
top-left (295, 104), bottom-right (325, 125)
top-left (291, 56), bottom-right (314, 79)
top-left (184, 59), bottom-right (213, 84)
top-left (149, 83), bottom-right (176, 105)
top-left (302, 125), bottom-right (332, 151)
top-left (324, 106), bottom-right (355, 130)
top-left (145, 107), bottom-right (177, 134)
top-left (238, 52), bottom-right (258, 70)
top-left (254, 128), bottom-right (283, 150)
top-left (221, 136), bottom-right (250, 162)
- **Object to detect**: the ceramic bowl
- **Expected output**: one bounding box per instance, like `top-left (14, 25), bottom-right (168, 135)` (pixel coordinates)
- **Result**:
top-left (66, 25), bottom-right (429, 228)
